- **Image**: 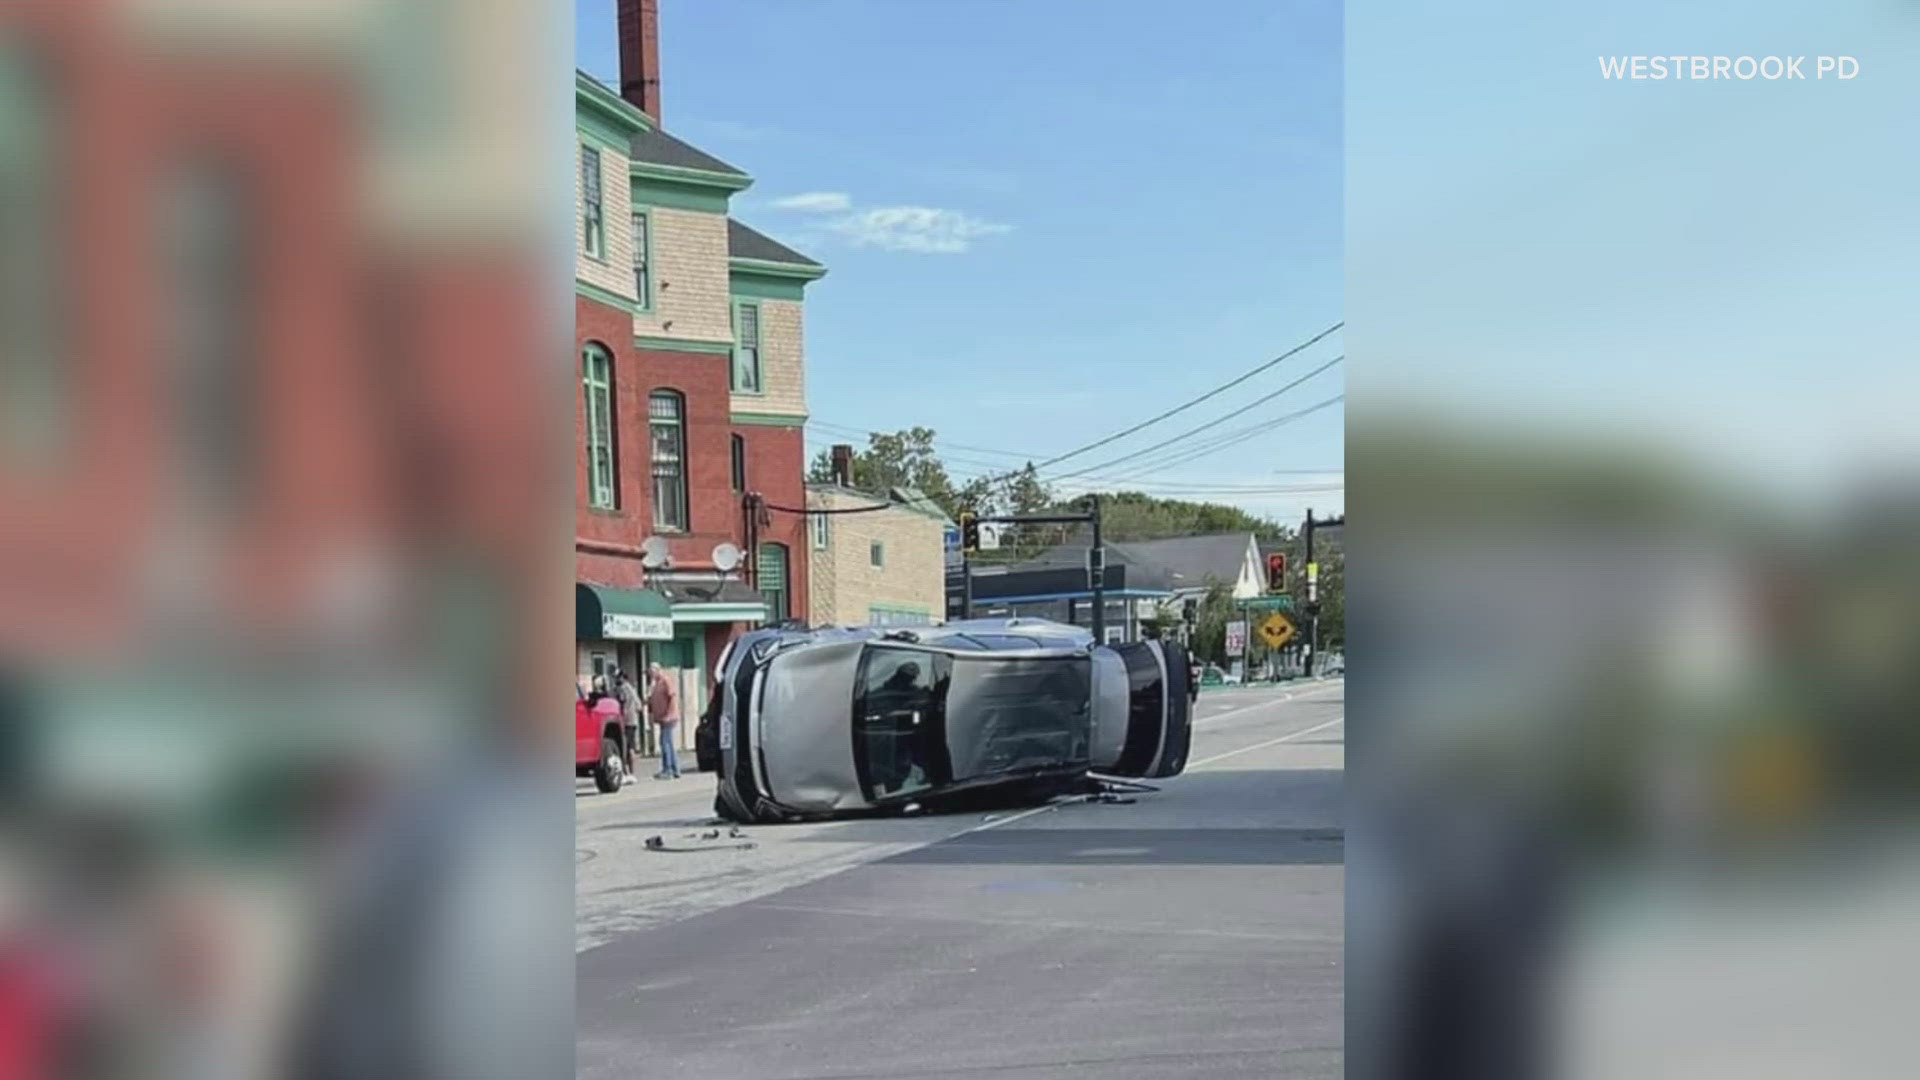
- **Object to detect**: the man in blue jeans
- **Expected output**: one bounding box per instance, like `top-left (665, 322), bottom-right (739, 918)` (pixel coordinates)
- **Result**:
top-left (646, 662), bottom-right (681, 779)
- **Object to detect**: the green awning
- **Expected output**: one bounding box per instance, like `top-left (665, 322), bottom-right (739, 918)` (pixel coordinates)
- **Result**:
top-left (576, 583), bottom-right (674, 641)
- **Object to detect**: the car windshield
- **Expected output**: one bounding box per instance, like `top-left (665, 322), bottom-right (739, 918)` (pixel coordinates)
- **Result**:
top-left (855, 647), bottom-right (949, 801)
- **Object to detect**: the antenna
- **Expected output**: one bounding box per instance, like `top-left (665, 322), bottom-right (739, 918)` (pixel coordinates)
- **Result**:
top-left (639, 536), bottom-right (672, 569)
top-left (711, 542), bottom-right (743, 574)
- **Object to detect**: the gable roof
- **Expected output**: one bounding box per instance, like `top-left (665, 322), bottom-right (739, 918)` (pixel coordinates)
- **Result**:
top-left (1014, 530), bottom-right (1256, 591)
top-left (803, 482), bottom-right (950, 523)
top-left (1119, 534), bottom-right (1258, 589)
top-left (729, 218), bottom-right (824, 269)
top-left (628, 126), bottom-right (749, 178)
top-left (887, 486), bottom-right (954, 524)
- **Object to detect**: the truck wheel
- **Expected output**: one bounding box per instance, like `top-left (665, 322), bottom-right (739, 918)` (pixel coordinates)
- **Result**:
top-left (594, 737), bottom-right (625, 793)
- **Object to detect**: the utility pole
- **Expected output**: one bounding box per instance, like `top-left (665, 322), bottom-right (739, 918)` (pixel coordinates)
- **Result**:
top-left (1301, 508), bottom-right (1343, 677)
top-left (1303, 509), bottom-right (1317, 676)
top-left (1088, 495), bottom-right (1105, 644)
top-left (960, 552), bottom-right (973, 620)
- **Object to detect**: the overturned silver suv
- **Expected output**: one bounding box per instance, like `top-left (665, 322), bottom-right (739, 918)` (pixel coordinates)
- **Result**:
top-left (709, 619), bottom-right (1193, 824)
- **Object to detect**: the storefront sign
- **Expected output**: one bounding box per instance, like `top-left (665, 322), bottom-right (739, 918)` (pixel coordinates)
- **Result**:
top-left (602, 613), bottom-right (674, 641)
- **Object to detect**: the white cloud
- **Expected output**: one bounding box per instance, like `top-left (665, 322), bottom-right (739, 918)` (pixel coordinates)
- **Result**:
top-left (827, 206), bottom-right (1013, 254)
top-left (770, 191), bottom-right (852, 212)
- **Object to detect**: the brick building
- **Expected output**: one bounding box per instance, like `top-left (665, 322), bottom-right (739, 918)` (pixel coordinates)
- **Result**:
top-left (1, 0), bottom-right (552, 691)
top-left (575, 0), bottom-right (825, 725)
top-left (805, 484), bottom-right (951, 629)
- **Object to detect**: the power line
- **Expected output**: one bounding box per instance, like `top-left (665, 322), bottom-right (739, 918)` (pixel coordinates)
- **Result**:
top-left (1091, 395), bottom-right (1346, 483)
top-left (1045, 358), bottom-right (1343, 481)
top-left (1095, 396), bottom-right (1346, 483)
top-left (807, 421), bottom-right (1043, 462)
top-left (760, 498), bottom-right (899, 515)
top-left (938, 321), bottom-right (1342, 488)
top-left (808, 439), bottom-right (1342, 496)
top-left (1011, 321), bottom-right (1341, 476)
top-left (807, 323), bottom-right (1342, 488)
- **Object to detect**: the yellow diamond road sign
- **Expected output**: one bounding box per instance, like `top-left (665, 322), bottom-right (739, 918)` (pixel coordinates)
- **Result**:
top-left (1258, 612), bottom-right (1297, 649)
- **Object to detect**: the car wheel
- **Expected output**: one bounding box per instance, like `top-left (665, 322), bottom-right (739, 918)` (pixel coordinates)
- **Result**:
top-left (593, 737), bottom-right (625, 794)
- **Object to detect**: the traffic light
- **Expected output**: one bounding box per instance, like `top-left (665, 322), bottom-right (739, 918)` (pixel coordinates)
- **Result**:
top-left (1265, 552), bottom-right (1287, 594)
top-left (961, 512), bottom-right (979, 553)
top-left (1182, 598), bottom-right (1198, 624)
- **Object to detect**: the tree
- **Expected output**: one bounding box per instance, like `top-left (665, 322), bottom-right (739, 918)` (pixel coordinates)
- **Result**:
top-left (1188, 583), bottom-right (1237, 666)
top-left (807, 427), bottom-right (965, 519)
top-left (1052, 491), bottom-right (1290, 543)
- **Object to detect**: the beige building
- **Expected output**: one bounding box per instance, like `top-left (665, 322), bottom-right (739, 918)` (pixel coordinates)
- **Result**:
top-left (806, 485), bottom-right (950, 628)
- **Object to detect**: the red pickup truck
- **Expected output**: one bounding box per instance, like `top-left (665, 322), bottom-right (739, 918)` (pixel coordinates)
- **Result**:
top-left (576, 693), bottom-right (628, 793)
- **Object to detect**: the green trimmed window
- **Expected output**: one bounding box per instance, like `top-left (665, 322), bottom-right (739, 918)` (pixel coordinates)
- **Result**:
top-left (758, 542), bottom-right (790, 624)
top-left (731, 301), bottom-right (761, 393)
top-left (582, 344), bottom-right (616, 508)
top-left (0, 45), bottom-right (62, 466)
top-left (632, 208), bottom-right (651, 307)
top-left (580, 145), bottom-right (604, 258)
top-left (649, 390), bottom-right (688, 530)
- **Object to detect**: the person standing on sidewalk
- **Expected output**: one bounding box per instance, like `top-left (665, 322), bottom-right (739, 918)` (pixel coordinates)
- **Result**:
top-left (646, 662), bottom-right (680, 780)
top-left (613, 669), bottom-right (643, 785)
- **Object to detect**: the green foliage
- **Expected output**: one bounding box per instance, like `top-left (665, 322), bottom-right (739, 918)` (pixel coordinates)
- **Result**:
top-left (808, 427), bottom-right (967, 519)
top-left (1189, 582), bottom-right (1238, 665)
top-left (808, 427), bottom-right (1341, 648)
top-left (1075, 491), bottom-right (1291, 543)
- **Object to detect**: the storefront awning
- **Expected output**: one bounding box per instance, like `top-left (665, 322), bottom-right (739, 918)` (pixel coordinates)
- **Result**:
top-left (576, 583), bottom-right (675, 641)
top-left (658, 578), bottom-right (768, 624)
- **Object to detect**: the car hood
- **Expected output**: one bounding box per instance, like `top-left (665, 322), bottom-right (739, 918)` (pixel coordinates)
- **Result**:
top-left (758, 639), bottom-right (867, 813)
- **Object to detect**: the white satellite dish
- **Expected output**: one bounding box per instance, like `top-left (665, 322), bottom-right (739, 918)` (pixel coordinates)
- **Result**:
top-left (711, 542), bottom-right (743, 573)
top-left (639, 536), bottom-right (672, 569)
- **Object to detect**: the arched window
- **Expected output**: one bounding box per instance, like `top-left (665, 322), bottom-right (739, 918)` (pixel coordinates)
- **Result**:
top-left (582, 344), bottom-right (616, 508)
top-left (757, 542), bottom-right (790, 624)
top-left (649, 390), bottom-right (688, 530)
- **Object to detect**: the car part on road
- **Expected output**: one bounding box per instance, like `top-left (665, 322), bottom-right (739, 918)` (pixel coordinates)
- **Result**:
top-left (643, 833), bottom-right (757, 853)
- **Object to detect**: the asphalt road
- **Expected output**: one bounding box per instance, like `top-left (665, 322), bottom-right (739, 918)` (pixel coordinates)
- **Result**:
top-left (576, 679), bottom-right (1344, 1080)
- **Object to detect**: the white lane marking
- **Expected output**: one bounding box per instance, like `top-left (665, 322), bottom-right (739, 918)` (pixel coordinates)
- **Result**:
top-left (966, 799), bottom-right (1066, 835)
top-left (973, 688), bottom-right (1344, 835)
top-left (742, 901), bottom-right (1319, 942)
top-left (1187, 716), bottom-right (1345, 769)
top-left (1194, 680), bottom-right (1343, 728)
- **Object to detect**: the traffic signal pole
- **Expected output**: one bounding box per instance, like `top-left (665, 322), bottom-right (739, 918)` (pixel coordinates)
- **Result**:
top-left (959, 498), bottom-right (1105, 639)
top-left (1301, 509), bottom-right (1344, 677)
top-left (1303, 510), bottom-right (1317, 677)
top-left (960, 553), bottom-right (973, 620)
top-left (1088, 495), bottom-right (1105, 644)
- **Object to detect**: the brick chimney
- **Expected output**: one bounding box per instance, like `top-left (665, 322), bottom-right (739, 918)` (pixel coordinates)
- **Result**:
top-left (618, 0), bottom-right (662, 125)
top-left (830, 445), bottom-right (855, 488)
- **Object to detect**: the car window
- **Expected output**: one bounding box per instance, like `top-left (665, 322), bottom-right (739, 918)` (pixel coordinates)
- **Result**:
top-left (857, 648), bottom-right (945, 800)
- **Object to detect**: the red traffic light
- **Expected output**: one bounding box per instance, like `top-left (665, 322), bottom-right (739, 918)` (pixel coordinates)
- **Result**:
top-left (1265, 552), bottom-right (1287, 594)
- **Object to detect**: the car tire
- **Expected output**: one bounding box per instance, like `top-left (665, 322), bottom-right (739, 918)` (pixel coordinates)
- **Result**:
top-left (593, 737), bottom-right (625, 794)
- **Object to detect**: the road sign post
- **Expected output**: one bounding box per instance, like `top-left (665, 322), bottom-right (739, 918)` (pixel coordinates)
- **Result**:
top-left (1257, 611), bottom-right (1297, 651)
top-left (1226, 620), bottom-right (1247, 657)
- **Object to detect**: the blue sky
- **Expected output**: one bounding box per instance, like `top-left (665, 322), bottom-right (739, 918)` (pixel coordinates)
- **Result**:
top-left (576, 0), bottom-right (1343, 525)
top-left (1349, 0), bottom-right (1920, 511)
